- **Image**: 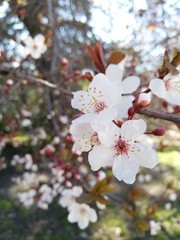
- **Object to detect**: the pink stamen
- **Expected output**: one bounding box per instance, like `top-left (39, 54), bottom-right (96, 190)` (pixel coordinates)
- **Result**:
top-left (114, 138), bottom-right (129, 155)
top-left (94, 101), bottom-right (106, 113)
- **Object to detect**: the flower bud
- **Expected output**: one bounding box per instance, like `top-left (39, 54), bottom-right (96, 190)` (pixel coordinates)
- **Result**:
top-left (6, 79), bottom-right (14, 87)
top-left (128, 106), bottom-right (135, 118)
top-left (135, 92), bottom-right (151, 109)
top-left (152, 127), bottom-right (166, 136)
top-left (60, 57), bottom-right (69, 67)
top-left (81, 72), bottom-right (93, 81)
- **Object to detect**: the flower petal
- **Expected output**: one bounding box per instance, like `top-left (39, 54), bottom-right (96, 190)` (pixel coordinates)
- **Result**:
top-left (105, 64), bottom-right (123, 84)
top-left (117, 95), bottom-right (134, 118)
top-left (72, 113), bottom-right (95, 124)
top-left (90, 108), bottom-right (118, 132)
top-left (132, 143), bottom-right (158, 168)
top-left (149, 78), bottom-right (167, 98)
top-left (34, 34), bottom-right (45, 43)
top-left (121, 119), bottom-right (147, 140)
top-left (88, 145), bottom-right (114, 171)
top-left (165, 89), bottom-right (180, 106)
top-left (112, 155), bottom-right (139, 184)
top-left (121, 76), bottom-right (140, 93)
top-left (89, 208), bottom-right (98, 222)
top-left (70, 123), bottom-right (93, 139)
top-left (71, 91), bottom-right (92, 113)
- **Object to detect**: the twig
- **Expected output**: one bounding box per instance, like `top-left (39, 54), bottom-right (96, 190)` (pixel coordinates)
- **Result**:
top-left (137, 108), bottom-right (180, 124)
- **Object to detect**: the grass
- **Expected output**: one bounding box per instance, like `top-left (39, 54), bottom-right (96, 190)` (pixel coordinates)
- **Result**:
top-left (0, 150), bottom-right (179, 240)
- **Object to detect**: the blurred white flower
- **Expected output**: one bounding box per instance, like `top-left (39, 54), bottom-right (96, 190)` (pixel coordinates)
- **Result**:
top-left (21, 118), bottom-right (31, 127)
top-left (59, 115), bottom-right (69, 124)
top-left (17, 189), bottom-right (36, 207)
top-left (165, 202), bottom-right (172, 210)
top-left (59, 186), bottom-right (83, 210)
top-left (149, 220), bottom-right (161, 236)
top-left (24, 34), bottom-right (47, 59)
top-left (68, 203), bottom-right (97, 229)
top-left (169, 193), bottom-right (177, 201)
top-left (37, 184), bottom-right (53, 210)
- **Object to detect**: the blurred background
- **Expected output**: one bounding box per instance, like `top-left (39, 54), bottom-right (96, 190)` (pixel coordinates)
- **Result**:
top-left (0, 0), bottom-right (179, 239)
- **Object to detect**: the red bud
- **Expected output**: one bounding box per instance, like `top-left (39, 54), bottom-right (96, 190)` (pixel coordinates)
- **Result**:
top-left (152, 128), bottom-right (166, 136)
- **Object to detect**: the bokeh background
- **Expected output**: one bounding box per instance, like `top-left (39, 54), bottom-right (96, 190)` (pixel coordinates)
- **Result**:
top-left (0, 0), bottom-right (179, 239)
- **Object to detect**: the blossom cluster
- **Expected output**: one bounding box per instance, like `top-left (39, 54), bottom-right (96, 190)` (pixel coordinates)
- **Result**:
top-left (70, 63), bottom-right (161, 184)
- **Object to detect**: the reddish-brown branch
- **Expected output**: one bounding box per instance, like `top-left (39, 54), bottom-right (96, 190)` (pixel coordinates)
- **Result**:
top-left (137, 108), bottom-right (180, 124)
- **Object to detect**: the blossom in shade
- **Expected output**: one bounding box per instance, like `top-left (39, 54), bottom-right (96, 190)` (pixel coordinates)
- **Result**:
top-left (149, 73), bottom-right (180, 105)
top-left (68, 203), bottom-right (97, 229)
top-left (59, 186), bottom-right (83, 210)
top-left (70, 122), bottom-right (100, 152)
top-left (89, 120), bottom-right (158, 184)
top-left (149, 220), bottom-right (161, 236)
top-left (24, 34), bottom-right (47, 59)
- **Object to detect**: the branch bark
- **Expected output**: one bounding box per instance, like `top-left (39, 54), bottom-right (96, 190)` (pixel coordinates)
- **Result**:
top-left (137, 109), bottom-right (180, 124)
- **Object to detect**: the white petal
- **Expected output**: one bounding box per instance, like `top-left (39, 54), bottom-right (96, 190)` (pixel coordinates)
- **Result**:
top-left (89, 208), bottom-right (98, 222)
top-left (72, 113), bottom-right (95, 124)
top-left (88, 145), bottom-right (114, 171)
top-left (149, 78), bottom-right (167, 98)
top-left (112, 155), bottom-right (139, 184)
top-left (71, 91), bottom-right (92, 113)
top-left (70, 123), bottom-right (93, 139)
top-left (73, 140), bottom-right (92, 152)
top-left (78, 216), bottom-right (89, 229)
top-left (31, 51), bottom-right (41, 59)
top-left (68, 209), bottom-right (78, 223)
top-left (105, 64), bottom-right (123, 84)
top-left (121, 76), bottom-right (140, 93)
top-left (117, 96), bottom-right (134, 118)
top-left (89, 73), bottom-right (110, 98)
top-left (72, 186), bottom-right (83, 197)
top-left (121, 119), bottom-right (146, 140)
top-left (25, 36), bottom-right (33, 47)
top-left (132, 143), bottom-right (158, 169)
top-left (34, 34), bottom-right (45, 43)
top-left (98, 122), bottom-right (120, 147)
top-left (165, 90), bottom-right (180, 106)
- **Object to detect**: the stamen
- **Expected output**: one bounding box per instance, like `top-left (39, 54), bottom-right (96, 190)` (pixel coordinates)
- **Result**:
top-left (114, 138), bottom-right (129, 155)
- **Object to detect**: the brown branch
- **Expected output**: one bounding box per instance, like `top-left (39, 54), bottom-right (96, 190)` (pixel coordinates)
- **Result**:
top-left (137, 108), bottom-right (180, 124)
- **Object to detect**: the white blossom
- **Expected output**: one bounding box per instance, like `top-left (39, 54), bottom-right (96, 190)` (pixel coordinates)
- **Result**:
top-left (149, 220), bottom-right (161, 236)
top-left (89, 120), bottom-right (158, 184)
top-left (17, 189), bottom-right (36, 207)
top-left (59, 186), bottom-right (83, 210)
top-left (149, 73), bottom-right (180, 105)
top-left (68, 203), bottom-right (97, 229)
top-left (24, 34), bottom-right (47, 59)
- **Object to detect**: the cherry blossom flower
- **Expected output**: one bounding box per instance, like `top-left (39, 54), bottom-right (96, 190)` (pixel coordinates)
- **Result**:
top-left (71, 72), bottom-right (120, 126)
top-left (70, 122), bottom-right (100, 152)
top-left (71, 64), bottom-right (139, 130)
top-left (89, 120), bottom-right (158, 184)
top-left (149, 220), bottom-right (161, 236)
top-left (70, 123), bottom-right (113, 170)
top-left (68, 203), bottom-right (97, 229)
top-left (37, 184), bottom-right (53, 210)
top-left (24, 34), bottom-right (47, 59)
top-left (149, 73), bottom-right (180, 105)
top-left (59, 186), bottom-right (83, 210)
top-left (17, 189), bottom-right (36, 207)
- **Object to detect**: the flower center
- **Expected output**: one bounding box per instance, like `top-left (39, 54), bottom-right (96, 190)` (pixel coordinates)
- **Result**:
top-left (94, 101), bottom-right (106, 113)
top-left (114, 138), bottom-right (129, 155)
top-left (91, 132), bottom-right (100, 145)
top-left (33, 44), bottom-right (38, 50)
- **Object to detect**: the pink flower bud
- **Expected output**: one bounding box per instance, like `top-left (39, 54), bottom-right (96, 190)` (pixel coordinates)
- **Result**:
top-left (6, 79), bottom-right (14, 87)
top-left (136, 92), bottom-right (151, 109)
top-left (60, 57), bottom-right (69, 66)
top-left (152, 128), bottom-right (166, 136)
top-left (128, 106), bottom-right (135, 118)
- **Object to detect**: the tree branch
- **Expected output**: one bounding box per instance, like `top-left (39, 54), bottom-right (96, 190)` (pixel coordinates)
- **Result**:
top-left (137, 109), bottom-right (180, 124)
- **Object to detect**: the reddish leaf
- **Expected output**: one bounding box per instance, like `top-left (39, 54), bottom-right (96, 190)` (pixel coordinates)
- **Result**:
top-left (107, 51), bottom-right (126, 66)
